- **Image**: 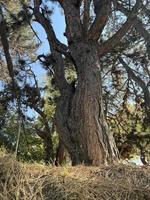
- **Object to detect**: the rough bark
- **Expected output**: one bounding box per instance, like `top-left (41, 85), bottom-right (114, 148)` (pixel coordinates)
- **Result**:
top-left (56, 42), bottom-right (119, 165)
top-left (55, 86), bottom-right (80, 165)
top-left (0, 6), bottom-right (15, 87)
top-left (44, 135), bottom-right (54, 164)
top-left (55, 139), bottom-right (65, 166)
top-left (33, 0), bottom-right (126, 166)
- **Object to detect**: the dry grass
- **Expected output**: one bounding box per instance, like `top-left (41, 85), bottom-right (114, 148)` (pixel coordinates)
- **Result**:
top-left (0, 151), bottom-right (150, 200)
top-left (0, 151), bottom-right (44, 200)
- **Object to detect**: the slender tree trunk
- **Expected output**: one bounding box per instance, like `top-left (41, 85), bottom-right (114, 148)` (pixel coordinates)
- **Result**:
top-left (56, 42), bottom-right (119, 166)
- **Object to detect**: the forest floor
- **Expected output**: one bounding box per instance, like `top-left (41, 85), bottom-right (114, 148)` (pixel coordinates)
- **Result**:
top-left (0, 151), bottom-right (150, 200)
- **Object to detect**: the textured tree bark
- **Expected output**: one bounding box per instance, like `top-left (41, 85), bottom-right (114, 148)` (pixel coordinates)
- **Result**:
top-left (55, 42), bottom-right (119, 166)
top-left (55, 86), bottom-right (81, 165)
top-left (33, 0), bottom-right (122, 166)
top-left (55, 139), bottom-right (65, 166)
top-left (44, 135), bottom-right (54, 165)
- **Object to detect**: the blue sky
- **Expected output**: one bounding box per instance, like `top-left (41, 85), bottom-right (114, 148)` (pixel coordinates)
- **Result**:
top-left (26, 2), bottom-right (66, 118)
top-left (31, 2), bottom-right (67, 86)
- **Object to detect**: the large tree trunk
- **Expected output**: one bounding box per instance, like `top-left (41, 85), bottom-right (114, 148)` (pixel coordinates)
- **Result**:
top-left (33, 0), bottom-right (143, 166)
top-left (55, 42), bottom-right (119, 166)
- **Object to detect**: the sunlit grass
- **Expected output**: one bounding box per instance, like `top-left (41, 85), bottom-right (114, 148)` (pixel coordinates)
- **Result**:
top-left (0, 150), bottom-right (150, 200)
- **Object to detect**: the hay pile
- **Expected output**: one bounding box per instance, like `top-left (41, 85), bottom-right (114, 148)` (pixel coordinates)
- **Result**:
top-left (0, 152), bottom-right (44, 200)
top-left (0, 152), bottom-right (150, 200)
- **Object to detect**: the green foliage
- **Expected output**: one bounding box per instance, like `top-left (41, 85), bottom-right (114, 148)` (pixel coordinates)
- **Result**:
top-left (108, 103), bottom-right (150, 161)
top-left (0, 0), bottom-right (38, 82)
top-left (0, 111), bottom-right (45, 162)
top-left (44, 77), bottom-right (60, 119)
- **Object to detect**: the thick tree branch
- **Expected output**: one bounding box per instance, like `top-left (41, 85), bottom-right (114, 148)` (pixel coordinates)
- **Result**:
top-left (33, 0), bottom-right (68, 55)
top-left (0, 7), bottom-right (15, 87)
top-left (89, 0), bottom-right (111, 41)
top-left (98, 0), bottom-right (142, 56)
top-left (51, 50), bottom-right (70, 92)
top-left (37, 52), bottom-right (69, 93)
top-left (60, 0), bottom-right (83, 42)
top-left (33, 0), bottom-right (70, 93)
top-left (83, 0), bottom-right (91, 36)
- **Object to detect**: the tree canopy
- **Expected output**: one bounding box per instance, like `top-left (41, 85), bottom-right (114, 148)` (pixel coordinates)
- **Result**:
top-left (0, 0), bottom-right (150, 165)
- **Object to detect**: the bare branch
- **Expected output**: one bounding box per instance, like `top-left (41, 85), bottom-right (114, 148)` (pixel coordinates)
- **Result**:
top-left (0, 6), bottom-right (15, 86)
